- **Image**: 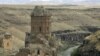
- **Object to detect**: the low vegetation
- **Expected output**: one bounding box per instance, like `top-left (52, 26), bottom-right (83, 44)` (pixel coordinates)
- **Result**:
top-left (0, 5), bottom-right (100, 51)
top-left (71, 48), bottom-right (80, 56)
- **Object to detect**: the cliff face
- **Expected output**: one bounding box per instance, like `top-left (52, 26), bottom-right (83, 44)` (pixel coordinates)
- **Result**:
top-left (78, 31), bottom-right (100, 56)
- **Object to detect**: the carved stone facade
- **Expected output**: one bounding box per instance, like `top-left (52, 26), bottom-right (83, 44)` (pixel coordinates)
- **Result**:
top-left (25, 6), bottom-right (51, 47)
top-left (31, 6), bottom-right (51, 36)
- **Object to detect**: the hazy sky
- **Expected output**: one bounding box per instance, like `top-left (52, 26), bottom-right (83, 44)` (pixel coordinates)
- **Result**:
top-left (0, 0), bottom-right (100, 4)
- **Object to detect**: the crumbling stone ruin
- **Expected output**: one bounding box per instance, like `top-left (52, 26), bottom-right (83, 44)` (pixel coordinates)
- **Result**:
top-left (15, 6), bottom-right (60, 56)
top-left (0, 32), bottom-right (13, 55)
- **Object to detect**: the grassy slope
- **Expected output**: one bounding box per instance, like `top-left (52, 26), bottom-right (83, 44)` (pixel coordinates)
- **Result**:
top-left (0, 5), bottom-right (100, 49)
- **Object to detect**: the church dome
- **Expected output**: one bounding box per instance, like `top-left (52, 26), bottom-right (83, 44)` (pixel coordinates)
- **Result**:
top-left (31, 6), bottom-right (51, 16)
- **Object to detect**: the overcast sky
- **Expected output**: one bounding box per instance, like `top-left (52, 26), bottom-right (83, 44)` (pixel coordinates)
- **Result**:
top-left (0, 0), bottom-right (100, 4)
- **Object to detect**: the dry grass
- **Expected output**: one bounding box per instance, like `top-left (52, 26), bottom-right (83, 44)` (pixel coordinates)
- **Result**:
top-left (85, 31), bottom-right (100, 51)
top-left (0, 5), bottom-right (100, 50)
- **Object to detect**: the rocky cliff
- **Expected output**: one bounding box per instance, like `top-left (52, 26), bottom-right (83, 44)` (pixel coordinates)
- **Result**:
top-left (76, 31), bottom-right (100, 56)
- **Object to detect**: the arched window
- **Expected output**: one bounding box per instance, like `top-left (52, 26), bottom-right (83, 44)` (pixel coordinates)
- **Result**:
top-left (47, 27), bottom-right (49, 31)
top-left (37, 49), bottom-right (40, 55)
top-left (7, 42), bottom-right (9, 47)
top-left (32, 26), bottom-right (34, 29)
top-left (39, 27), bottom-right (42, 32)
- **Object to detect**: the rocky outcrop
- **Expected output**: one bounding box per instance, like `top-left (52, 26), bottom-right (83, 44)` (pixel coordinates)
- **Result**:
top-left (53, 30), bottom-right (91, 42)
top-left (77, 31), bottom-right (100, 56)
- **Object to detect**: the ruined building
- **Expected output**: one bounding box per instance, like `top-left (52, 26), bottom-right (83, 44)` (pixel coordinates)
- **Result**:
top-left (31, 6), bottom-right (51, 36)
top-left (15, 6), bottom-right (58, 56)
top-left (25, 6), bottom-right (51, 47)
top-left (0, 32), bottom-right (13, 53)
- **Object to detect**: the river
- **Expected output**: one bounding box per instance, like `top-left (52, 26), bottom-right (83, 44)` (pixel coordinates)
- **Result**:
top-left (58, 46), bottom-right (79, 56)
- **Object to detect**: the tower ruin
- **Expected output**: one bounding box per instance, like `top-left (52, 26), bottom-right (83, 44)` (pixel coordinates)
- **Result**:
top-left (3, 33), bottom-right (12, 52)
top-left (0, 33), bottom-right (12, 50)
top-left (25, 6), bottom-right (52, 47)
top-left (17, 6), bottom-right (57, 56)
top-left (31, 6), bottom-right (51, 37)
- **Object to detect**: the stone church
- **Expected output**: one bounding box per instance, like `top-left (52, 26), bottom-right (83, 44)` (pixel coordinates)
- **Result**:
top-left (15, 6), bottom-right (58, 56)
top-left (25, 6), bottom-right (51, 47)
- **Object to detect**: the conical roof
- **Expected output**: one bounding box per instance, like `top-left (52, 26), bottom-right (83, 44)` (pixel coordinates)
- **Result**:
top-left (31, 6), bottom-right (51, 16)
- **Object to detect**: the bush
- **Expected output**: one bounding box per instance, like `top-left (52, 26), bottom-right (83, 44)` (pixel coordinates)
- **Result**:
top-left (71, 48), bottom-right (80, 56)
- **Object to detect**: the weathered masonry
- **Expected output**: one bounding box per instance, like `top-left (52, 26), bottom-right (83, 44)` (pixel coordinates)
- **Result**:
top-left (31, 6), bottom-right (51, 35)
top-left (25, 6), bottom-right (51, 47)
top-left (0, 32), bottom-right (13, 53)
top-left (16, 6), bottom-right (57, 56)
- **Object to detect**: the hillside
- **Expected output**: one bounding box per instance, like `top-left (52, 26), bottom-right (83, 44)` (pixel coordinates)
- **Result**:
top-left (0, 5), bottom-right (100, 50)
top-left (75, 31), bottom-right (100, 56)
